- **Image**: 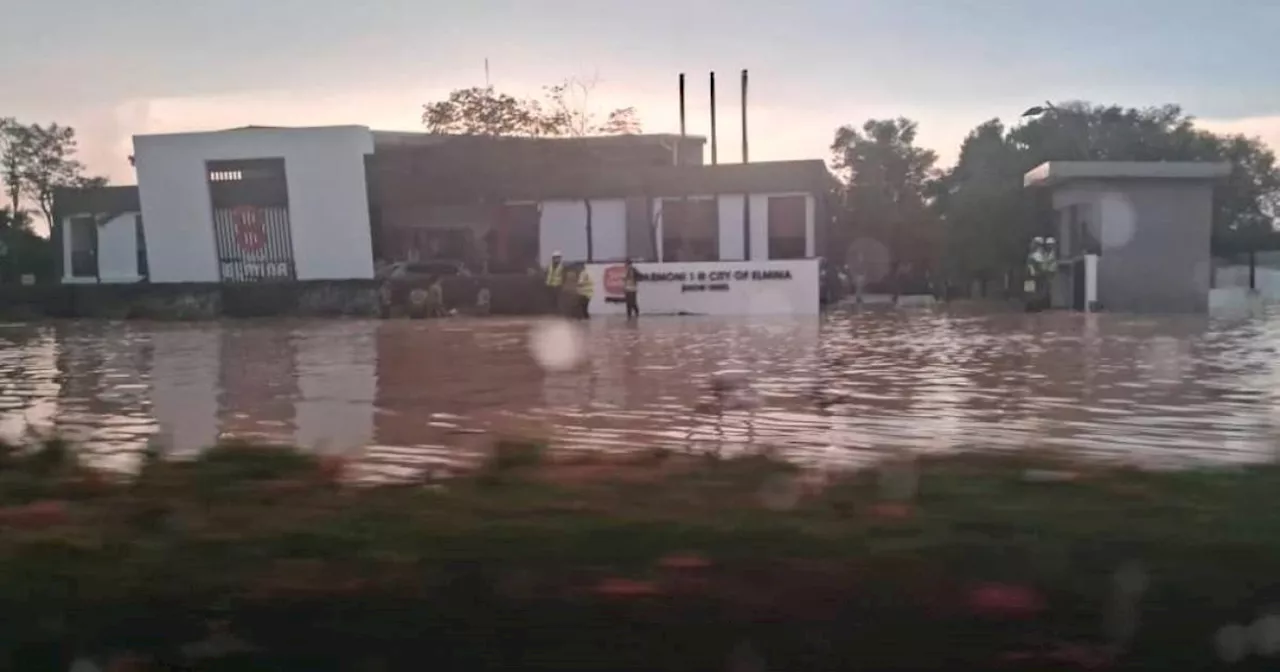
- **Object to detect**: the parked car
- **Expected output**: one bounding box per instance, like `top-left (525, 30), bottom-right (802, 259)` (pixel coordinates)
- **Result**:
top-left (377, 260), bottom-right (471, 280)
top-left (377, 260), bottom-right (473, 318)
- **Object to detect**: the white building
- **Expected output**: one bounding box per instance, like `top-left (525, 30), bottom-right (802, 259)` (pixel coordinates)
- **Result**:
top-left (55, 126), bottom-right (834, 285)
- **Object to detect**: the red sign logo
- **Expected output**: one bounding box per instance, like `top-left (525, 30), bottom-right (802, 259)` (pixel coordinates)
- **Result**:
top-left (603, 265), bottom-right (627, 295)
top-left (232, 206), bottom-right (267, 252)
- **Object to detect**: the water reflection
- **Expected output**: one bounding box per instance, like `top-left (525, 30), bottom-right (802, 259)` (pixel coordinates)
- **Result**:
top-left (1, 309), bottom-right (1280, 475)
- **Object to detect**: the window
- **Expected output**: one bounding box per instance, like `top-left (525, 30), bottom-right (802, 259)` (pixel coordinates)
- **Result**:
top-left (661, 198), bottom-right (719, 261)
top-left (490, 203), bottom-right (540, 273)
top-left (767, 195), bottom-right (807, 260)
top-left (68, 216), bottom-right (98, 278)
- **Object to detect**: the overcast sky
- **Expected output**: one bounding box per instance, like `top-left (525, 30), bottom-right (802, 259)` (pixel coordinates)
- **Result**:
top-left (5, 0), bottom-right (1279, 183)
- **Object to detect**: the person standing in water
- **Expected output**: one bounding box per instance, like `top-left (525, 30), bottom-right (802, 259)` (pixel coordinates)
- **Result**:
top-left (575, 263), bottom-right (594, 319)
top-left (544, 251), bottom-right (564, 314)
top-left (623, 259), bottom-right (640, 319)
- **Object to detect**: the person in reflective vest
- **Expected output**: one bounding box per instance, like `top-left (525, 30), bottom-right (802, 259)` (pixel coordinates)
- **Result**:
top-left (623, 259), bottom-right (640, 319)
top-left (544, 251), bottom-right (564, 313)
top-left (575, 264), bottom-right (594, 319)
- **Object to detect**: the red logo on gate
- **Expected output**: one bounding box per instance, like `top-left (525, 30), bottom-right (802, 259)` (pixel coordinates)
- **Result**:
top-left (232, 206), bottom-right (267, 252)
top-left (603, 265), bottom-right (627, 295)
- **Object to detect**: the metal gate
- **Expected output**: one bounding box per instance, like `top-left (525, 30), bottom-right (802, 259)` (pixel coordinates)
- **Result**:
top-left (206, 158), bottom-right (296, 282)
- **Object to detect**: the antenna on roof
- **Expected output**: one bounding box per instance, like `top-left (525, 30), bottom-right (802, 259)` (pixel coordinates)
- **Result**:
top-left (484, 58), bottom-right (491, 87)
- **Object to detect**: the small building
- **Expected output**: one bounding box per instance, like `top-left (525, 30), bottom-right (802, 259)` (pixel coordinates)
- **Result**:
top-left (53, 126), bottom-right (835, 285)
top-left (1023, 161), bottom-right (1231, 313)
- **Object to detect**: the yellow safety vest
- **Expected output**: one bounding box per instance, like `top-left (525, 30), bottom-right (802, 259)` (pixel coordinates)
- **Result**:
top-left (623, 267), bottom-right (638, 292)
top-left (545, 262), bottom-right (563, 287)
top-left (576, 269), bottom-right (594, 298)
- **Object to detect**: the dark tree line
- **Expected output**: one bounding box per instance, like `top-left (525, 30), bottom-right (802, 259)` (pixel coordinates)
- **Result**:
top-left (829, 102), bottom-right (1280, 295)
top-left (0, 118), bottom-right (105, 282)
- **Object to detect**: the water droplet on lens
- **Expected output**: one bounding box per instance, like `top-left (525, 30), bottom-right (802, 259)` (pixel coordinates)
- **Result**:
top-left (527, 319), bottom-right (586, 372)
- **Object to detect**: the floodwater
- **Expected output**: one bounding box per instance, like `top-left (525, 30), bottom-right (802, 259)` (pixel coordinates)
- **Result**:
top-left (2, 309), bottom-right (1280, 476)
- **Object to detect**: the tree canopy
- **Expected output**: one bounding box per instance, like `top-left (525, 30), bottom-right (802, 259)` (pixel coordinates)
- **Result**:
top-left (421, 77), bottom-right (641, 138)
top-left (0, 118), bottom-right (105, 230)
top-left (830, 118), bottom-right (940, 291)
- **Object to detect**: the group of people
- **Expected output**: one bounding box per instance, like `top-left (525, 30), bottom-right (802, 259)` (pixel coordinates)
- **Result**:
top-left (543, 252), bottom-right (640, 320)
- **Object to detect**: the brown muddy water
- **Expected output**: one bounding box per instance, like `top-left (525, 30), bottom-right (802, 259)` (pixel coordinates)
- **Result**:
top-left (2, 309), bottom-right (1280, 477)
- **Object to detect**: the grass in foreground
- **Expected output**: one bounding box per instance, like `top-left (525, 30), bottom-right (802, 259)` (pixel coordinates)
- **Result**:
top-left (1, 438), bottom-right (1279, 670)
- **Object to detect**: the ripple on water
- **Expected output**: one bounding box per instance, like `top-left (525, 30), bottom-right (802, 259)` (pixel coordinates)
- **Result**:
top-left (1, 310), bottom-right (1280, 474)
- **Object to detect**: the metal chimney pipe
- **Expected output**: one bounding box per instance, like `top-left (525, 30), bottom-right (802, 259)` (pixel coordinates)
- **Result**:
top-left (709, 71), bottom-right (718, 165)
top-left (740, 69), bottom-right (751, 259)
top-left (740, 69), bottom-right (749, 163)
top-left (677, 73), bottom-right (686, 164)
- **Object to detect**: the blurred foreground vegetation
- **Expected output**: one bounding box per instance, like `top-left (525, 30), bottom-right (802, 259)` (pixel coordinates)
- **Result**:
top-left (3, 438), bottom-right (1280, 670)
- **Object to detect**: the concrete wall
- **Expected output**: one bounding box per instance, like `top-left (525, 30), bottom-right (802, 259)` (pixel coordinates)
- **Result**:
top-left (133, 126), bottom-right (376, 283)
top-left (1051, 180), bottom-right (1212, 313)
top-left (58, 212), bottom-right (142, 284)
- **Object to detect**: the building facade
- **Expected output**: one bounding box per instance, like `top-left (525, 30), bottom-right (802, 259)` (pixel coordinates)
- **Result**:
top-left (1024, 161), bottom-right (1231, 313)
top-left (54, 126), bottom-right (834, 284)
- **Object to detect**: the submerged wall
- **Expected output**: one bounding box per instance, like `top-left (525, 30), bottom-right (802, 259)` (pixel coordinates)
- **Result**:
top-left (0, 280), bottom-right (382, 320)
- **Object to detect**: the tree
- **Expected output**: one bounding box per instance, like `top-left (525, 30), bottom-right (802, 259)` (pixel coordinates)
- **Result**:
top-left (0, 207), bottom-right (53, 282)
top-left (421, 77), bottom-right (642, 138)
top-left (17, 123), bottom-right (102, 228)
top-left (830, 118), bottom-right (941, 294)
top-left (0, 120), bottom-right (106, 230)
top-left (541, 76), bottom-right (641, 137)
top-left (421, 87), bottom-right (552, 136)
top-left (931, 119), bottom-right (1034, 294)
top-left (0, 118), bottom-right (26, 215)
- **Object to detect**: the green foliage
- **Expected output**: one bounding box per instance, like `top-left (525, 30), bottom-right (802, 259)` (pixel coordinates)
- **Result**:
top-left (0, 207), bottom-right (54, 281)
top-left (0, 119), bottom-right (106, 230)
top-left (421, 77), bottom-right (641, 137)
top-left (3, 439), bottom-right (1280, 669)
top-left (932, 102), bottom-right (1280, 291)
top-left (830, 118), bottom-right (942, 286)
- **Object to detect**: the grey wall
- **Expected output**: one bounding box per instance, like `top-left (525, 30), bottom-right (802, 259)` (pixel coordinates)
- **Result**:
top-left (1052, 179), bottom-right (1213, 313)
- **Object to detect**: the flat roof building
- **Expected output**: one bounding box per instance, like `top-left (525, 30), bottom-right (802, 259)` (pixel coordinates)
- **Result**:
top-left (53, 126), bottom-right (835, 285)
top-left (1024, 160), bottom-right (1231, 313)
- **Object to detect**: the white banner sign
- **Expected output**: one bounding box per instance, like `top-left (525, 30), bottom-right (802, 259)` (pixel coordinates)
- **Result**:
top-left (585, 259), bottom-right (820, 316)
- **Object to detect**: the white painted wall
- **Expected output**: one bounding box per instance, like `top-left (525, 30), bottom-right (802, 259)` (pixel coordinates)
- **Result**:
top-left (589, 199), bottom-right (627, 261)
top-left (717, 194), bottom-right (746, 260)
top-left (133, 126), bottom-right (376, 283)
top-left (1085, 253), bottom-right (1099, 308)
top-left (540, 200), bottom-right (588, 264)
top-left (585, 259), bottom-right (821, 316)
top-left (60, 212), bottom-right (142, 283)
top-left (539, 199), bottom-right (627, 264)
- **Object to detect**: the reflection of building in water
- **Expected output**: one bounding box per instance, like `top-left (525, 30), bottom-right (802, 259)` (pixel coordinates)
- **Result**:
top-left (149, 327), bottom-right (221, 457)
top-left (51, 324), bottom-right (155, 468)
top-left (292, 322), bottom-right (375, 454)
top-left (147, 322), bottom-right (376, 457)
top-left (0, 328), bottom-right (61, 441)
top-left (216, 326), bottom-right (299, 445)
